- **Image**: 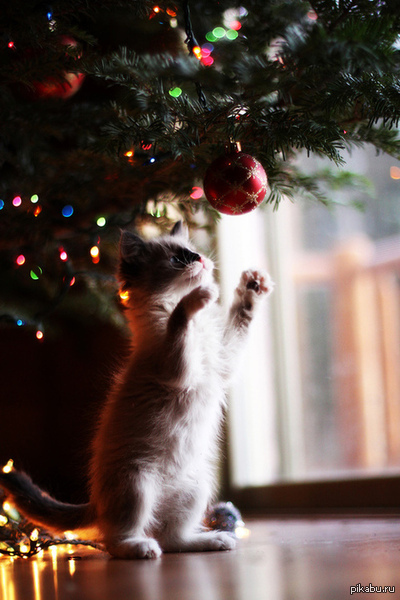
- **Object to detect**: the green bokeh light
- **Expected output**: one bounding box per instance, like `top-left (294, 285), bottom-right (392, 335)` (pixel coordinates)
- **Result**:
top-left (226, 29), bottom-right (239, 40)
top-left (169, 87), bottom-right (182, 98)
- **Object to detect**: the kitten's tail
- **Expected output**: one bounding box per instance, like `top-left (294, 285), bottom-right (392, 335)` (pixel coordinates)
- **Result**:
top-left (0, 469), bottom-right (95, 533)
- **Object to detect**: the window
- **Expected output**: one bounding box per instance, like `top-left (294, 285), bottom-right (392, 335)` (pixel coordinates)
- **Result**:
top-left (218, 147), bottom-right (400, 510)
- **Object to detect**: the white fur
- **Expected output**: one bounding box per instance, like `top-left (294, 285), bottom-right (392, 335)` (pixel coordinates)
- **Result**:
top-left (89, 228), bottom-right (273, 559)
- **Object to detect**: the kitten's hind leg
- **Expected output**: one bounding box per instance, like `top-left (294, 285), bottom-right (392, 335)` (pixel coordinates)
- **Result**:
top-left (158, 487), bottom-right (236, 554)
top-left (163, 530), bottom-right (236, 553)
top-left (99, 472), bottom-right (162, 560)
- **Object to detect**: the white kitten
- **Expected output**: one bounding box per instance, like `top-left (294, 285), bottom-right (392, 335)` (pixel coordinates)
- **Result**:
top-left (0, 221), bottom-right (273, 559)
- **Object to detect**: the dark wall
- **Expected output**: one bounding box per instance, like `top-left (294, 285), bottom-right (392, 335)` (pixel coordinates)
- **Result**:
top-left (0, 318), bottom-right (129, 503)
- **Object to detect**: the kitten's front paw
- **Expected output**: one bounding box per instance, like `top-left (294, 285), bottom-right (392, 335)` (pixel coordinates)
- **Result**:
top-left (241, 269), bottom-right (274, 296)
top-left (182, 284), bottom-right (219, 318)
top-left (235, 270), bottom-right (274, 311)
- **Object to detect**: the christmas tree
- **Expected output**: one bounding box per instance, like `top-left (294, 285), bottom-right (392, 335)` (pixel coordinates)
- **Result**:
top-left (1, 0), bottom-right (400, 335)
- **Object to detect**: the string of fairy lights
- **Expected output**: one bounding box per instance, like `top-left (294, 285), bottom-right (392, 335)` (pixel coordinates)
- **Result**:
top-left (0, 188), bottom-right (112, 340)
top-left (0, 460), bottom-right (102, 559)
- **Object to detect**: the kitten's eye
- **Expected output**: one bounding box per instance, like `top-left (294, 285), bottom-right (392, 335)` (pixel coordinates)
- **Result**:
top-left (170, 249), bottom-right (201, 267)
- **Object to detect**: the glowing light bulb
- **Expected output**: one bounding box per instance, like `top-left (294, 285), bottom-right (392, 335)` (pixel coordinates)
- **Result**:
top-left (90, 246), bottom-right (100, 264)
top-left (169, 87), bottom-right (182, 98)
top-left (30, 528), bottom-right (39, 541)
top-left (16, 319), bottom-right (25, 326)
top-left (229, 20), bottom-right (242, 30)
top-left (226, 29), bottom-right (239, 40)
top-left (60, 250), bottom-right (68, 261)
top-left (19, 543), bottom-right (30, 554)
top-left (12, 196), bottom-right (22, 207)
top-left (8, 41), bottom-right (15, 50)
top-left (30, 194), bottom-right (39, 203)
top-left (166, 8), bottom-right (177, 16)
top-left (201, 44), bottom-right (213, 57)
top-left (36, 330), bottom-right (44, 341)
top-left (193, 46), bottom-right (202, 60)
top-left (124, 150), bottom-right (134, 157)
top-left (0, 515), bottom-right (8, 526)
top-left (0, 200), bottom-right (4, 210)
top-left (202, 56), bottom-right (214, 66)
top-left (34, 205), bottom-right (42, 217)
top-left (190, 186), bottom-right (204, 199)
top-left (69, 276), bottom-right (76, 286)
top-left (2, 502), bottom-right (11, 512)
top-left (16, 254), bottom-right (25, 266)
top-left (96, 216), bottom-right (106, 227)
top-left (390, 166), bottom-right (400, 179)
top-left (212, 27), bottom-right (226, 38)
top-left (153, 6), bottom-right (160, 13)
top-left (62, 205), bottom-right (74, 218)
top-left (30, 266), bottom-right (43, 280)
top-left (2, 459), bottom-right (14, 473)
top-left (119, 289), bottom-right (130, 305)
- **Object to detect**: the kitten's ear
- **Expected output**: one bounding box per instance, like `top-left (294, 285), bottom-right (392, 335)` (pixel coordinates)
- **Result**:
top-left (170, 220), bottom-right (188, 240)
top-left (119, 231), bottom-right (147, 262)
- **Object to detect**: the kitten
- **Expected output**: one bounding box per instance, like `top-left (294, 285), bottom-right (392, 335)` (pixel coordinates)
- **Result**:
top-left (0, 221), bottom-right (273, 559)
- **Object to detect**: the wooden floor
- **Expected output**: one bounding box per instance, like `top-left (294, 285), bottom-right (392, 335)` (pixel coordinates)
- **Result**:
top-left (1, 517), bottom-right (400, 600)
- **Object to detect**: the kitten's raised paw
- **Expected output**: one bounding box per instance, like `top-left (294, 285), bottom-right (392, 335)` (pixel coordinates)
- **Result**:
top-left (182, 284), bottom-right (219, 318)
top-left (241, 269), bottom-right (274, 296)
top-left (106, 537), bottom-right (162, 560)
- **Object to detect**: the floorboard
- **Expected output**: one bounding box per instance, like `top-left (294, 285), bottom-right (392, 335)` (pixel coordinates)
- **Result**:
top-left (1, 517), bottom-right (399, 599)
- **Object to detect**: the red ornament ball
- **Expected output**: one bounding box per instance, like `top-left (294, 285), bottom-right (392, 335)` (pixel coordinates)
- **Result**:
top-left (31, 36), bottom-right (85, 100)
top-left (204, 151), bottom-right (268, 215)
top-left (32, 71), bottom-right (85, 100)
